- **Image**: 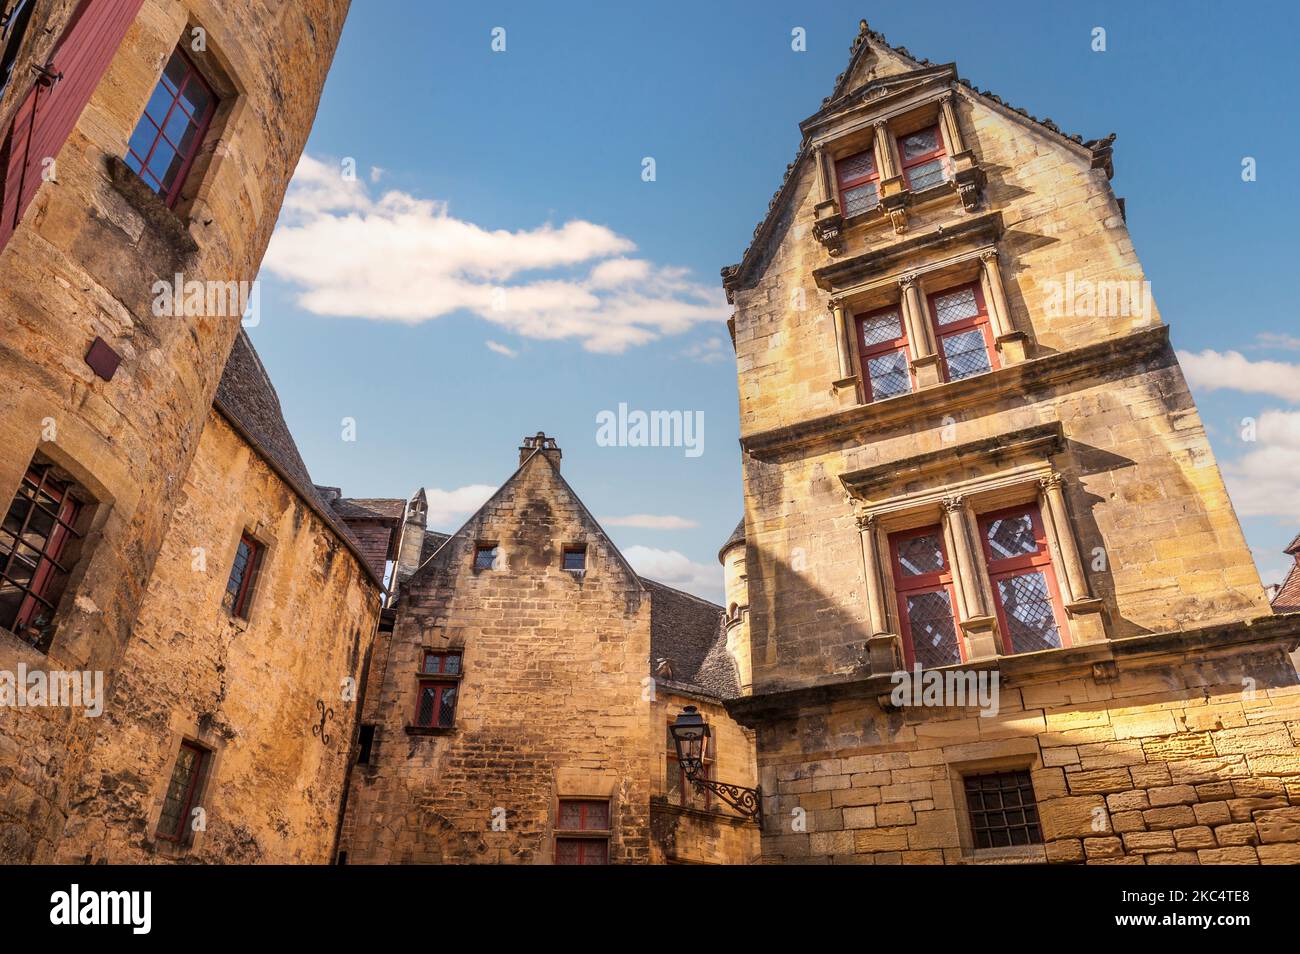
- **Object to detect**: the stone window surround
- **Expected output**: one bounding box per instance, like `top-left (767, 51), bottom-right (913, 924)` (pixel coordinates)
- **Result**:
top-left (947, 745), bottom-right (1050, 864)
top-left (221, 522), bottom-right (273, 631)
top-left (147, 718), bottom-right (225, 858)
top-left (829, 243), bottom-right (1030, 406)
top-left (852, 454), bottom-right (1105, 672)
top-left (812, 87), bottom-right (983, 246)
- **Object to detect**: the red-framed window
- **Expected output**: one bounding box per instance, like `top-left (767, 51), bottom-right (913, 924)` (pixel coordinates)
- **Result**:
top-left (856, 303), bottom-right (913, 403)
top-left (414, 679), bottom-right (458, 728)
top-left (0, 0), bottom-right (36, 98)
top-left (889, 525), bottom-right (963, 669)
top-left (123, 47), bottom-right (217, 208)
top-left (665, 724), bottom-right (713, 810)
top-left (156, 740), bottom-right (209, 843)
top-left (899, 124), bottom-right (947, 191)
top-left (473, 543), bottom-right (498, 571)
top-left (0, 463), bottom-right (84, 650)
top-left (963, 769), bottom-right (1041, 848)
top-left (835, 148), bottom-right (880, 217)
top-left (927, 282), bottom-right (998, 383)
top-left (222, 532), bottom-right (263, 620)
top-left (555, 799), bottom-right (610, 865)
top-left (978, 504), bottom-right (1069, 655)
top-left (420, 649), bottom-right (462, 675)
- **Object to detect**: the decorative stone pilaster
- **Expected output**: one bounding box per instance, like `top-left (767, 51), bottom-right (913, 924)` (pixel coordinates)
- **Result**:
top-left (942, 496), bottom-right (999, 660)
top-left (1037, 474), bottom-right (1106, 643)
top-left (830, 299), bottom-right (860, 406)
top-left (980, 248), bottom-right (1028, 363)
top-left (941, 91), bottom-right (985, 212)
top-left (874, 120), bottom-right (908, 234)
top-left (899, 274), bottom-right (941, 389)
top-left (812, 146), bottom-right (845, 254)
top-left (856, 512), bottom-right (901, 673)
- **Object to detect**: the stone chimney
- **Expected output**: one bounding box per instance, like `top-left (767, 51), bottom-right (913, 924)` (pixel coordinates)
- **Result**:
top-left (519, 431), bottom-right (562, 471)
top-left (393, 488), bottom-right (429, 589)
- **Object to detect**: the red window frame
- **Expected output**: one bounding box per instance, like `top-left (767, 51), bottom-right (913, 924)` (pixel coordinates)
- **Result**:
top-left (555, 798), bottom-right (611, 865)
top-left (855, 302), bottom-right (913, 403)
top-left (123, 47), bottom-right (217, 208)
top-left (889, 525), bottom-right (964, 668)
top-left (899, 123), bottom-right (947, 191)
top-left (835, 148), bottom-right (880, 217)
top-left (977, 504), bottom-right (1070, 654)
top-left (155, 740), bottom-right (208, 843)
top-left (0, 464), bottom-right (83, 647)
top-left (420, 649), bottom-right (462, 675)
top-left (926, 281), bottom-right (999, 383)
top-left (413, 679), bottom-right (458, 728)
top-left (223, 532), bottom-right (262, 620)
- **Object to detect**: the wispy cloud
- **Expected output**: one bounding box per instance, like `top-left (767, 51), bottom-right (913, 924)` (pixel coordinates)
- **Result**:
top-left (680, 336), bottom-right (730, 364)
top-left (485, 340), bottom-right (518, 358)
top-left (601, 514), bottom-right (698, 529)
top-left (1178, 350), bottom-right (1300, 403)
top-left (1222, 410), bottom-right (1300, 520)
top-left (264, 155), bottom-right (728, 353)
top-left (1251, 332), bottom-right (1300, 352)
top-left (623, 545), bottom-right (721, 600)
top-left (423, 484), bottom-right (498, 528)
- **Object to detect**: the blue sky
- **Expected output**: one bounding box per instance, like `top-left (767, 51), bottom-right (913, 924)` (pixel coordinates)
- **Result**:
top-left (248, 0), bottom-right (1300, 601)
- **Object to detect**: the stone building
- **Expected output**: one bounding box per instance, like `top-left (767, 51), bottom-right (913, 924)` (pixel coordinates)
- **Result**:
top-left (722, 20), bottom-right (1300, 864)
top-left (337, 434), bottom-right (760, 865)
top-left (0, 0), bottom-right (375, 863)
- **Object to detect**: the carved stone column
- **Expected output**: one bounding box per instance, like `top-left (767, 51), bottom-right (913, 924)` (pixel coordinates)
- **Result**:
top-left (939, 92), bottom-right (967, 156)
top-left (1037, 474), bottom-right (1106, 643)
top-left (830, 299), bottom-right (860, 407)
top-left (857, 512), bottom-right (901, 673)
top-left (941, 91), bottom-right (985, 211)
top-left (874, 120), bottom-right (908, 233)
top-left (899, 274), bottom-right (941, 389)
top-left (942, 496), bottom-right (998, 660)
top-left (979, 248), bottom-right (1028, 363)
top-left (812, 146), bottom-right (845, 254)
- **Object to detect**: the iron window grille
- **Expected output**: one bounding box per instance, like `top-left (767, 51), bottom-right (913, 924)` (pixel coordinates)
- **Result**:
top-left (0, 462), bottom-right (85, 651)
top-left (562, 546), bottom-right (586, 572)
top-left (473, 544), bottom-right (498, 571)
top-left (123, 47), bottom-right (217, 208)
top-left (963, 769), bottom-right (1042, 849)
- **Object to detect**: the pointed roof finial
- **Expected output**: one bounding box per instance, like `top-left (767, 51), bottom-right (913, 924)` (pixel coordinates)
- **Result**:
top-left (859, 18), bottom-right (868, 33)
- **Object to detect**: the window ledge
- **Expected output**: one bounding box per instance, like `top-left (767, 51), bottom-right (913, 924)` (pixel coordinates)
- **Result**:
top-left (404, 724), bottom-right (455, 736)
top-left (958, 844), bottom-right (1049, 865)
top-left (105, 156), bottom-right (198, 258)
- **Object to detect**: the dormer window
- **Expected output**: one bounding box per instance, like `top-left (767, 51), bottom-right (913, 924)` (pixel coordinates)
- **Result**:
top-left (835, 150), bottom-right (880, 217)
top-left (900, 125), bottom-right (946, 191)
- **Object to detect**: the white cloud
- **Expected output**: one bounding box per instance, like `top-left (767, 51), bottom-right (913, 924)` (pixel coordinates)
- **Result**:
top-left (1252, 332), bottom-right (1300, 352)
top-left (601, 514), bottom-right (699, 529)
top-left (623, 545), bottom-right (721, 600)
top-left (263, 155), bottom-right (728, 353)
top-left (680, 336), bottom-right (730, 364)
top-left (1178, 349), bottom-right (1300, 403)
top-left (423, 484), bottom-right (498, 528)
top-left (1222, 410), bottom-right (1300, 520)
top-left (485, 340), bottom-right (518, 358)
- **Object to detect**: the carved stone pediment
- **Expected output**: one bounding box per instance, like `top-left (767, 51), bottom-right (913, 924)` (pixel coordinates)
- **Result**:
top-left (800, 64), bottom-right (957, 139)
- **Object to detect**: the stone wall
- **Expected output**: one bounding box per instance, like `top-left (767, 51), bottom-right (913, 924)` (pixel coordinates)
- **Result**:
top-left (0, 0), bottom-right (349, 862)
top-left (53, 409), bottom-right (379, 863)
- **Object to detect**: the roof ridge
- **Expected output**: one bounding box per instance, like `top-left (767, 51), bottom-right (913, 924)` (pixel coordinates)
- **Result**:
top-left (640, 576), bottom-right (724, 612)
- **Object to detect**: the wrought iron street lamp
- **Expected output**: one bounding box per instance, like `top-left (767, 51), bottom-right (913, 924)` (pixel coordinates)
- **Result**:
top-left (668, 706), bottom-right (762, 825)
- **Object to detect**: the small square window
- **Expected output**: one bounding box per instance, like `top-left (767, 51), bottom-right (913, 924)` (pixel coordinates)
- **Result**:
top-left (421, 650), bottom-right (462, 675)
top-left (223, 532), bottom-right (263, 620)
top-left (963, 769), bottom-right (1041, 849)
top-left (563, 547), bottom-right (586, 572)
top-left (474, 544), bottom-right (498, 571)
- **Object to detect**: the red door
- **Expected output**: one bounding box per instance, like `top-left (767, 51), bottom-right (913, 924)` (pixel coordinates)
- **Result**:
top-left (0, 0), bottom-right (145, 253)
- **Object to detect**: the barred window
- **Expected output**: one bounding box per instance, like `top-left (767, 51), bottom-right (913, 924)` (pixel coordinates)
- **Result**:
top-left (156, 740), bottom-right (209, 843)
top-left (1, 460), bottom-right (87, 651)
top-left (474, 544), bottom-right (498, 571)
top-left (963, 769), bottom-right (1041, 848)
top-left (563, 546), bottom-right (586, 571)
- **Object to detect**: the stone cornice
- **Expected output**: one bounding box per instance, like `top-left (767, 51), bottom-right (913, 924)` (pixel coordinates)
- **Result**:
top-left (799, 64), bottom-right (958, 139)
top-left (740, 324), bottom-right (1171, 462)
top-left (723, 613), bottom-right (1300, 728)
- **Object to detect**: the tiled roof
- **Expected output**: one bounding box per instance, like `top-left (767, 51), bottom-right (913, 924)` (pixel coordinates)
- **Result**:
top-left (1286, 532), bottom-right (1300, 555)
top-left (213, 332), bottom-right (382, 588)
top-left (330, 497), bottom-right (407, 523)
top-left (1272, 561), bottom-right (1300, 614)
top-left (420, 530), bottom-right (451, 563)
top-left (643, 578), bottom-right (738, 700)
top-left (718, 518), bottom-right (745, 563)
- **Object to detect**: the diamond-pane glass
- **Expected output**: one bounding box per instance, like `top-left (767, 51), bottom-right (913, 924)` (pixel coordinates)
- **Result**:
top-left (907, 158), bottom-right (947, 190)
top-left (860, 312), bottom-right (903, 347)
top-left (901, 127), bottom-right (939, 160)
top-left (933, 288), bottom-right (980, 325)
top-left (866, 351), bottom-right (911, 400)
top-left (986, 514), bottom-right (1039, 560)
top-left (964, 770), bottom-right (1041, 849)
top-left (897, 534), bottom-right (944, 576)
top-left (843, 182), bottom-right (879, 216)
top-left (905, 590), bottom-right (961, 668)
top-left (474, 546), bottom-right (497, 570)
top-left (942, 329), bottom-right (992, 380)
top-left (997, 571), bottom-right (1062, 653)
top-left (838, 151), bottom-right (876, 182)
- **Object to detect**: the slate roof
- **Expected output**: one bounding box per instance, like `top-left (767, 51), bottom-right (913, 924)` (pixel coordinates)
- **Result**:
top-left (1287, 533), bottom-right (1300, 556)
top-left (329, 497), bottom-right (406, 523)
top-left (421, 530), bottom-right (451, 563)
top-left (718, 518), bottom-right (745, 563)
top-left (643, 578), bottom-right (738, 700)
top-left (213, 331), bottom-right (382, 588)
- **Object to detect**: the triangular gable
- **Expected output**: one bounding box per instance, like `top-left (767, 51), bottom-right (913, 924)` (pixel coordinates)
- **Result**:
top-left (406, 448), bottom-right (645, 594)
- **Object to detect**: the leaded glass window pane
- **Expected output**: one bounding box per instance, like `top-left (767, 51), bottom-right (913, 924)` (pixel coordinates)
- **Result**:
top-left (843, 182), bottom-right (879, 216)
top-left (906, 158), bottom-right (947, 190)
top-left (904, 590), bottom-right (961, 668)
top-left (860, 311), bottom-right (903, 347)
top-left (996, 571), bottom-right (1062, 653)
top-left (941, 329), bottom-right (992, 380)
top-left (986, 514), bottom-right (1040, 560)
top-left (897, 534), bottom-right (945, 576)
top-left (933, 287), bottom-right (980, 325)
top-left (901, 127), bottom-right (939, 160)
top-left (866, 350), bottom-right (911, 400)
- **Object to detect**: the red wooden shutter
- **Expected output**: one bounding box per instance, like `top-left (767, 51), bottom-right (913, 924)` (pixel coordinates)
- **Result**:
top-left (0, 0), bottom-right (145, 253)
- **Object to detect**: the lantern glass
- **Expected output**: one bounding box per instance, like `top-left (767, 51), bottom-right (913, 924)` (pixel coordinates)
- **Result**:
top-left (669, 706), bottom-right (711, 780)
